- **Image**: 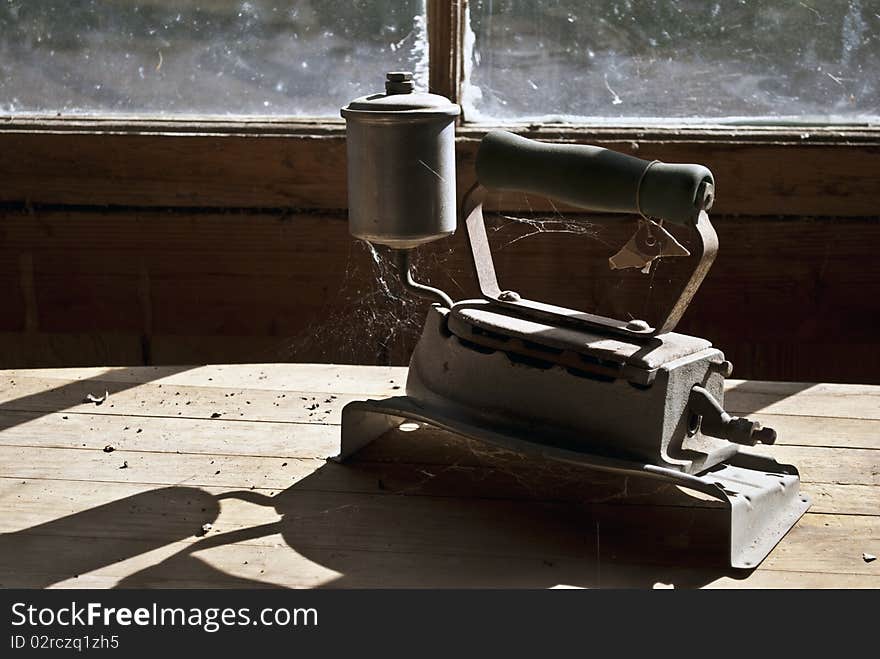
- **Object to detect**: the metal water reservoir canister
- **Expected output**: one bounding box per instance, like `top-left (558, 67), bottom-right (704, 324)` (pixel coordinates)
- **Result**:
top-left (341, 72), bottom-right (461, 249)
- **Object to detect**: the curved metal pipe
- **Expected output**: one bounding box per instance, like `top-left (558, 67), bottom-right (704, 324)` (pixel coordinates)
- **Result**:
top-left (393, 250), bottom-right (454, 308)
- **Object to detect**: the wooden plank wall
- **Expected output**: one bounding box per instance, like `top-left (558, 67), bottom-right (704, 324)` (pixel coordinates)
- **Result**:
top-left (1, 204), bottom-right (878, 383)
top-left (1, 127), bottom-right (878, 215)
top-left (0, 128), bottom-right (877, 382)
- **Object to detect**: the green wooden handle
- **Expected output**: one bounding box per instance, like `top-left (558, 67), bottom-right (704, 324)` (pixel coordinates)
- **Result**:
top-left (475, 130), bottom-right (714, 226)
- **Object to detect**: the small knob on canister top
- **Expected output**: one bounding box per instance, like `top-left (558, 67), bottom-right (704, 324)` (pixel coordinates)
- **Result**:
top-left (386, 71), bottom-right (415, 94)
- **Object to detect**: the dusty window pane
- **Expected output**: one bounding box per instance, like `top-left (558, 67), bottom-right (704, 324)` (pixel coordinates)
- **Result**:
top-left (464, 1), bottom-right (880, 124)
top-left (0, 1), bottom-right (427, 117)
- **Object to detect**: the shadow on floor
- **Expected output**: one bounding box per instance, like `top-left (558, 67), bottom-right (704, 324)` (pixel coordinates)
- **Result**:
top-left (0, 485), bottom-right (220, 588)
top-left (1, 443), bottom-right (752, 589)
top-left (0, 365), bottom-right (196, 433)
top-left (723, 380), bottom-right (816, 416)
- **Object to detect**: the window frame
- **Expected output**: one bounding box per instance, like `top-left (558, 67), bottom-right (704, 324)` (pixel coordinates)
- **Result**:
top-left (1, 0), bottom-right (877, 217)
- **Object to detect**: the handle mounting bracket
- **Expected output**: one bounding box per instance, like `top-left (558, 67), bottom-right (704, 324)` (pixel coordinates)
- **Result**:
top-left (461, 184), bottom-right (719, 339)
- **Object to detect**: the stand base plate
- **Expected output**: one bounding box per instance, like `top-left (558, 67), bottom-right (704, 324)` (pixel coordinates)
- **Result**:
top-left (335, 396), bottom-right (810, 569)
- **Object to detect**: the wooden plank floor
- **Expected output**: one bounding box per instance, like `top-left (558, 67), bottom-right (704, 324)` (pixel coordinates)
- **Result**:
top-left (0, 364), bottom-right (877, 589)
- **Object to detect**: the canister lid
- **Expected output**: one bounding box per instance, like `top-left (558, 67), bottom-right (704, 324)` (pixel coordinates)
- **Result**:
top-left (341, 72), bottom-right (461, 117)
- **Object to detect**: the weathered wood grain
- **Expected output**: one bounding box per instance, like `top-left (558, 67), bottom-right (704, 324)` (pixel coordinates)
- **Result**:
top-left (2, 209), bottom-right (879, 381)
top-left (0, 365), bottom-right (876, 588)
top-left (428, 0), bottom-right (464, 102)
top-left (0, 364), bottom-right (403, 394)
top-left (1, 127), bottom-right (878, 215)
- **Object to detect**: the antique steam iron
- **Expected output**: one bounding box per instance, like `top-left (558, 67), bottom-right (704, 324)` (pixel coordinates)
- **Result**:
top-left (337, 72), bottom-right (810, 569)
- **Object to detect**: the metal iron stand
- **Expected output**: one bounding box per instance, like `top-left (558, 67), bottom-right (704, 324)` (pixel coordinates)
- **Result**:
top-left (334, 396), bottom-right (810, 569)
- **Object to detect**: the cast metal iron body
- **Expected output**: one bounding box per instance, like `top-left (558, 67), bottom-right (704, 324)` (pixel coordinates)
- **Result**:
top-left (338, 73), bottom-right (810, 569)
